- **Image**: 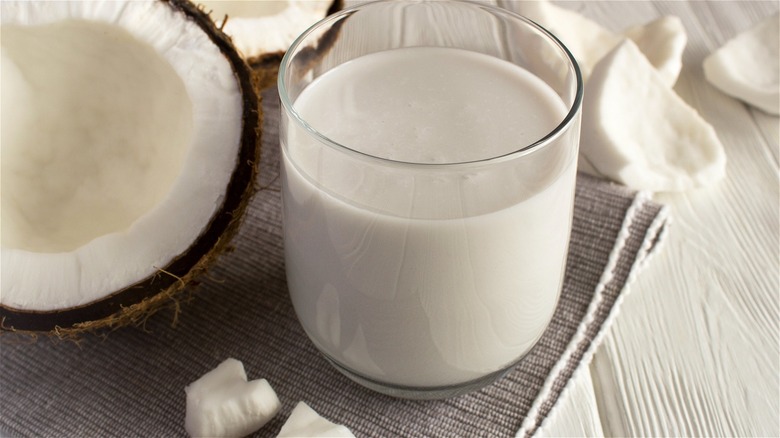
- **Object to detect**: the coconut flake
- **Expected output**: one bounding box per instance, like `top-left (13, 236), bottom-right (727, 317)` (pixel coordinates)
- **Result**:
top-left (511, 0), bottom-right (620, 81)
top-left (580, 39), bottom-right (726, 192)
top-left (703, 13), bottom-right (779, 115)
top-left (185, 358), bottom-right (281, 438)
top-left (277, 402), bottom-right (355, 438)
top-left (624, 16), bottom-right (687, 87)
top-left (511, 0), bottom-right (686, 86)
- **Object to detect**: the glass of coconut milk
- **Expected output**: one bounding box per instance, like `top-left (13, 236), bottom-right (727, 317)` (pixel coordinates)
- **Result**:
top-left (279, 0), bottom-right (582, 399)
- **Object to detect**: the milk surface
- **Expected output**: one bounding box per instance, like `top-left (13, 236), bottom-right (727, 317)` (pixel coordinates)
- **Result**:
top-left (282, 47), bottom-right (576, 387)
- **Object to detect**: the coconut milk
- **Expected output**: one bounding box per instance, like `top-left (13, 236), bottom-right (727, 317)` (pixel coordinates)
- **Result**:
top-left (282, 47), bottom-right (576, 387)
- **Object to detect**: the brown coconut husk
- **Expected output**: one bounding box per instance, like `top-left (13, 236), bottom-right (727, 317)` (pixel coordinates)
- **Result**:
top-left (0, 0), bottom-right (262, 339)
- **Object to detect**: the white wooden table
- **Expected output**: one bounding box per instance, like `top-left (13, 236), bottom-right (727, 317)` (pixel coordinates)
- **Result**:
top-left (534, 2), bottom-right (780, 436)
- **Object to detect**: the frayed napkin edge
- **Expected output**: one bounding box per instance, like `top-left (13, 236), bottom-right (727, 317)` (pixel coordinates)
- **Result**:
top-left (517, 191), bottom-right (671, 438)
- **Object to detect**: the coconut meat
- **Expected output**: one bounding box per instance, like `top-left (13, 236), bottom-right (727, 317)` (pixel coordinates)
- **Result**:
top-left (201, 0), bottom-right (290, 18)
top-left (580, 40), bottom-right (726, 192)
top-left (198, 0), bottom-right (333, 59)
top-left (185, 358), bottom-right (281, 438)
top-left (277, 402), bottom-right (354, 438)
top-left (512, 0), bottom-right (687, 87)
top-left (1, 1), bottom-right (243, 311)
top-left (2, 20), bottom-right (193, 253)
top-left (703, 13), bottom-right (780, 115)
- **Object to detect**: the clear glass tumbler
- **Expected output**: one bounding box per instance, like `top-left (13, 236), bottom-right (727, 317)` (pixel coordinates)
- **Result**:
top-left (279, 0), bottom-right (582, 399)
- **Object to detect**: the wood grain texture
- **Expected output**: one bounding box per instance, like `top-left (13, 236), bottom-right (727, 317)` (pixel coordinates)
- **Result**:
top-left (538, 368), bottom-right (605, 437)
top-left (577, 2), bottom-right (780, 437)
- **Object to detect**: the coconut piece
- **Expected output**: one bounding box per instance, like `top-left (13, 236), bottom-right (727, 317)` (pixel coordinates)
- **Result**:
top-left (185, 358), bottom-right (281, 438)
top-left (703, 14), bottom-right (780, 115)
top-left (580, 40), bottom-right (726, 192)
top-left (198, 0), bottom-right (342, 89)
top-left (624, 16), bottom-right (687, 87)
top-left (512, 1), bottom-right (686, 85)
top-left (277, 402), bottom-right (354, 438)
top-left (200, 0), bottom-right (336, 57)
top-left (511, 0), bottom-right (620, 81)
top-left (0, 0), bottom-right (260, 335)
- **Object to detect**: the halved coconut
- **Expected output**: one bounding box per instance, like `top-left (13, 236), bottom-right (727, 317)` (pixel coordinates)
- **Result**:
top-left (198, 0), bottom-right (342, 88)
top-left (0, 0), bottom-right (260, 334)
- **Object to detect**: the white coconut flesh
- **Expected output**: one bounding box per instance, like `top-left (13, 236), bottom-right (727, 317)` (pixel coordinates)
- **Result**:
top-left (198, 0), bottom-right (334, 59)
top-left (277, 402), bottom-right (354, 438)
top-left (512, 0), bottom-right (687, 86)
top-left (0, 1), bottom-right (243, 313)
top-left (185, 358), bottom-right (281, 438)
top-left (580, 40), bottom-right (726, 192)
top-left (2, 21), bottom-right (193, 253)
top-left (703, 14), bottom-right (780, 116)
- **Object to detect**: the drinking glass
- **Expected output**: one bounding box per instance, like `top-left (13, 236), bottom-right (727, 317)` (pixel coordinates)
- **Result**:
top-left (279, 0), bottom-right (582, 399)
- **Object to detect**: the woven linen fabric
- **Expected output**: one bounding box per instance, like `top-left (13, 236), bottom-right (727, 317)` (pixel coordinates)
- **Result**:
top-left (0, 89), bottom-right (669, 438)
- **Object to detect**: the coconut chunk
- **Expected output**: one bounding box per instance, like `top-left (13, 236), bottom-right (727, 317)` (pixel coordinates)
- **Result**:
top-left (580, 40), bottom-right (726, 192)
top-left (511, 0), bottom-right (621, 81)
top-left (512, 1), bottom-right (687, 84)
top-left (1, 19), bottom-right (193, 254)
top-left (703, 14), bottom-right (779, 115)
top-left (624, 16), bottom-right (687, 87)
top-left (197, 0), bottom-right (339, 90)
top-left (277, 402), bottom-right (355, 438)
top-left (185, 358), bottom-right (281, 438)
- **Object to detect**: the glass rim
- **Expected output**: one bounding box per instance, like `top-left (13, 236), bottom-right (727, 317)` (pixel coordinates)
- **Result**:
top-left (278, 0), bottom-right (584, 169)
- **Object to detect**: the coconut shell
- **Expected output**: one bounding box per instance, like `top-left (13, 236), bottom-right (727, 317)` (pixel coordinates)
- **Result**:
top-left (0, 0), bottom-right (262, 337)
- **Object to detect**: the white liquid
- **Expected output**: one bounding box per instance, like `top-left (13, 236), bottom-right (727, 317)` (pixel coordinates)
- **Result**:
top-left (282, 47), bottom-right (577, 387)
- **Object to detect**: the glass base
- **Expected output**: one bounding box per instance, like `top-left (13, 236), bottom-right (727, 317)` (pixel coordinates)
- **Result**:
top-left (324, 354), bottom-right (516, 400)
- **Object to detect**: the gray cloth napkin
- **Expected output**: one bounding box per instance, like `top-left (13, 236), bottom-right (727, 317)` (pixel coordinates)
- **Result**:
top-left (0, 89), bottom-right (668, 438)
